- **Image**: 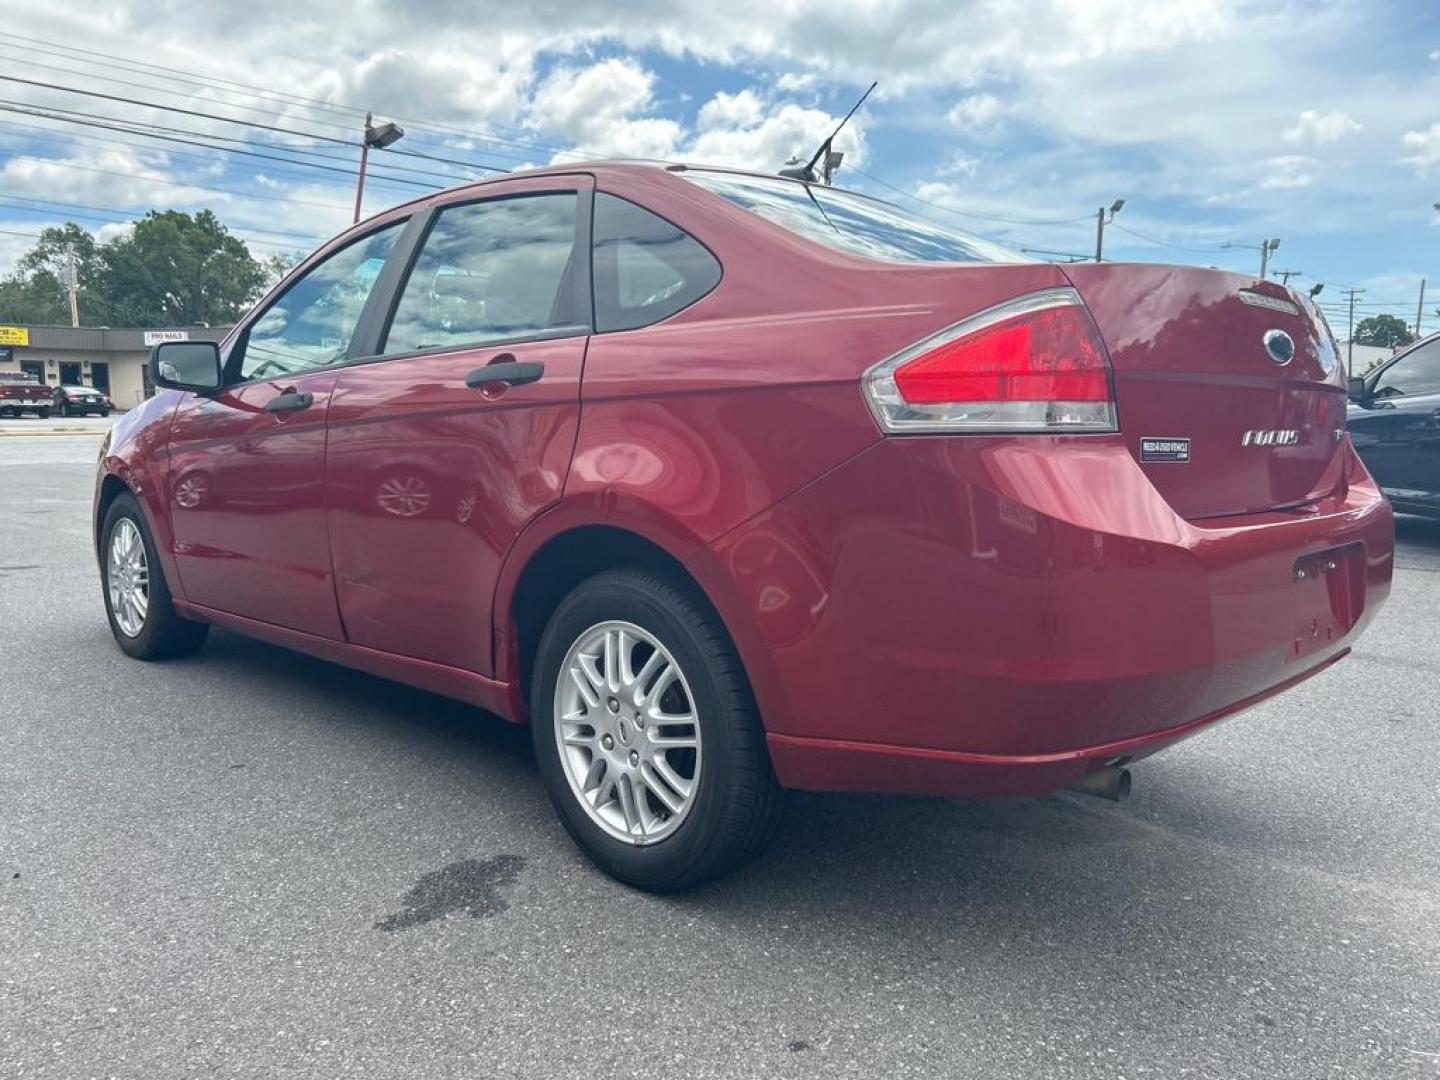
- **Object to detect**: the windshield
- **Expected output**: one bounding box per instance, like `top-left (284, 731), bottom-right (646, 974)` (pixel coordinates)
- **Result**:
top-left (680, 170), bottom-right (1027, 265)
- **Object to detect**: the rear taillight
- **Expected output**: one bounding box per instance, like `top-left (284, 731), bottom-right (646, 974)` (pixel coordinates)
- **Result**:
top-left (863, 288), bottom-right (1117, 433)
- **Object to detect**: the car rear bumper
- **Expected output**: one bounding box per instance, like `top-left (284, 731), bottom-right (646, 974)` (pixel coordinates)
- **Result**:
top-left (703, 434), bottom-right (1393, 797)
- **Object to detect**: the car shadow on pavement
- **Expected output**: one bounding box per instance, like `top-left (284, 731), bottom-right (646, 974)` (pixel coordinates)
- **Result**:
top-left (198, 626), bottom-right (1272, 925)
top-left (1395, 513), bottom-right (1440, 549)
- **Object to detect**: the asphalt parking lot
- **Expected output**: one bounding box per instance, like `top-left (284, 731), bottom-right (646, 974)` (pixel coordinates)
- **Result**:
top-left (2, 429), bottom-right (1437, 1079)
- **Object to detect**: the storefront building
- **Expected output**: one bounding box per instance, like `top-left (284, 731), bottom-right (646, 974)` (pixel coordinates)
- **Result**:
top-left (0, 324), bottom-right (231, 411)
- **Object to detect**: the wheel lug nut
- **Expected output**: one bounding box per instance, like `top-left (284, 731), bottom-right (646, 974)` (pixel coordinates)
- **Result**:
top-left (628, 750), bottom-right (639, 767)
top-left (606, 697), bottom-right (620, 713)
top-left (601, 735), bottom-right (614, 750)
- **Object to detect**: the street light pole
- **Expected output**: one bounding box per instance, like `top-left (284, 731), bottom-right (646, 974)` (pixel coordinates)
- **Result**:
top-left (353, 112), bottom-right (405, 224)
top-left (1259, 238), bottom-right (1280, 280)
top-left (1094, 198), bottom-right (1125, 263)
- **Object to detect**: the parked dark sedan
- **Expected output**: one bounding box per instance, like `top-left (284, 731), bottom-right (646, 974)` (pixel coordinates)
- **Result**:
top-left (1348, 333), bottom-right (1440, 518)
top-left (54, 385), bottom-right (112, 417)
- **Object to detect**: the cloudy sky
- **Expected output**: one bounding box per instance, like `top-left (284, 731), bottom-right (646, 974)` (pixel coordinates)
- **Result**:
top-left (1, 0), bottom-right (1437, 331)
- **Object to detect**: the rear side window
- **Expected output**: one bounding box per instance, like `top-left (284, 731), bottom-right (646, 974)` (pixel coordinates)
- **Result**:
top-left (383, 193), bottom-right (582, 354)
top-left (592, 193), bottom-right (721, 332)
top-left (680, 169), bottom-right (1025, 265)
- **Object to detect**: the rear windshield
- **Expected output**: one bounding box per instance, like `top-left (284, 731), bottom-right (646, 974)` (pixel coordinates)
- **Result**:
top-left (680, 170), bottom-right (1026, 265)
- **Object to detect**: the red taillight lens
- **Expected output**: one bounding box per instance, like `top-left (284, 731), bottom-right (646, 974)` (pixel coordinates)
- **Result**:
top-left (863, 288), bottom-right (1117, 433)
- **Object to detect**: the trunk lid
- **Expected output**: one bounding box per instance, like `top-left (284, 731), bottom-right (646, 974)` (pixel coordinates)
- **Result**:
top-left (1062, 263), bottom-right (1347, 520)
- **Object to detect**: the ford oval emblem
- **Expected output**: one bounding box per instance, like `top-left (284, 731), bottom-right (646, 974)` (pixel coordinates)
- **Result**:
top-left (1263, 328), bottom-right (1295, 366)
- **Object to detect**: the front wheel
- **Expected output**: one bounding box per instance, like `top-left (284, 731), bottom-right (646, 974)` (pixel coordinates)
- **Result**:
top-left (531, 568), bottom-right (783, 891)
top-left (101, 493), bottom-right (209, 660)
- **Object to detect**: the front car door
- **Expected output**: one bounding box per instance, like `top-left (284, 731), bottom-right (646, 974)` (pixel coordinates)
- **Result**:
top-left (325, 176), bottom-right (593, 673)
top-left (1349, 335), bottom-right (1440, 515)
top-left (166, 218), bottom-right (408, 636)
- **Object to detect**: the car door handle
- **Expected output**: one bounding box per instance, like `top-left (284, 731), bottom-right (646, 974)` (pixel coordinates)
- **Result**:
top-left (465, 361), bottom-right (545, 390)
top-left (264, 390), bottom-right (314, 413)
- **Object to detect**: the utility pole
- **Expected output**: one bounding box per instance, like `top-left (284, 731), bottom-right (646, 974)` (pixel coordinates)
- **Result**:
top-left (1274, 269), bottom-right (1301, 286)
top-left (1094, 199), bottom-right (1125, 262)
top-left (1341, 287), bottom-right (1365, 376)
top-left (65, 243), bottom-right (79, 328)
top-left (352, 112), bottom-right (405, 224)
top-left (1258, 238), bottom-right (1281, 280)
top-left (1415, 278), bottom-right (1427, 338)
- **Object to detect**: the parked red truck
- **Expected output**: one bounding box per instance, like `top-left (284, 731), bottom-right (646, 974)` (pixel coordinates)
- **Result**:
top-left (0, 371), bottom-right (52, 418)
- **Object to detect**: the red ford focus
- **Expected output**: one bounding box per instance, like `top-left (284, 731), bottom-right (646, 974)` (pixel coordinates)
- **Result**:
top-left (95, 163), bottom-right (1393, 889)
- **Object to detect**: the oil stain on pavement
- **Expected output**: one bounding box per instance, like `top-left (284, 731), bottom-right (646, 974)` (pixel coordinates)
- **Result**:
top-left (375, 855), bottom-right (526, 932)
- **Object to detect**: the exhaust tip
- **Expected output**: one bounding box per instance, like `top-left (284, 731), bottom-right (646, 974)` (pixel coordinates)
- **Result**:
top-left (1066, 766), bottom-right (1132, 802)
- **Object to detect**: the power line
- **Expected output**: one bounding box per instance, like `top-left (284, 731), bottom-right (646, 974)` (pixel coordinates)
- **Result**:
top-left (0, 32), bottom-right (574, 163)
top-left (0, 153), bottom-right (373, 212)
top-left (850, 166), bottom-right (1095, 226)
top-left (0, 98), bottom-right (453, 179)
top-left (0, 73), bottom-right (508, 176)
top-left (0, 200), bottom-right (320, 251)
top-left (0, 114), bottom-right (428, 199)
top-left (0, 103), bottom-right (442, 190)
top-left (1105, 221), bottom-right (1232, 254)
top-left (0, 194), bottom-right (325, 243)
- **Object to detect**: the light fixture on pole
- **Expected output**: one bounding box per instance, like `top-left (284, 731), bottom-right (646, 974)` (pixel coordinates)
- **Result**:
top-left (1259, 238), bottom-right (1280, 279)
top-left (1309, 283), bottom-right (1324, 298)
top-left (353, 112), bottom-right (405, 224)
top-left (1094, 198), bottom-right (1124, 263)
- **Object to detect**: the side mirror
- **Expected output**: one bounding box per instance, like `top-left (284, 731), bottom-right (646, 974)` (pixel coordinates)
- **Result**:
top-left (151, 341), bottom-right (222, 392)
top-left (1347, 375), bottom-right (1368, 403)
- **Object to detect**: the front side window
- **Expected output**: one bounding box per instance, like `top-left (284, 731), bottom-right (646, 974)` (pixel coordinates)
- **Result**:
top-left (680, 169), bottom-right (1025, 265)
top-left (383, 193), bottom-right (582, 355)
top-left (239, 222), bottom-right (403, 380)
top-left (1374, 338), bottom-right (1440, 399)
top-left (593, 193), bottom-right (721, 332)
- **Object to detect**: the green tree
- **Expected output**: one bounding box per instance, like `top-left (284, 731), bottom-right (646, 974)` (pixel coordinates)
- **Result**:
top-left (0, 211), bottom-right (270, 328)
top-left (1353, 314), bottom-right (1414, 349)
top-left (0, 223), bottom-right (109, 325)
top-left (101, 210), bottom-right (266, 326)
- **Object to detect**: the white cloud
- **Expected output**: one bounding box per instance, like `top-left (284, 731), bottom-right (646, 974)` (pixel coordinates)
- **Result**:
top-left (776, 72), bottom-right (817, 92)
top-left (0, 146), bottom-right (216, 209)
top-left (1258, 154), bottom-right (1318, 189)
top-left (528, 58), bottom-right (682, 159)
top-left (1401, 122), bottom-right (1440, 172)
top-left (697, 90), bottom-right (766, 132)
top-left (689, 100), bottom-right (865, 172)
top-left (1282, 110), bottom-right (1360, 144)
top-left (946, 94), bottom-right (1004, 129)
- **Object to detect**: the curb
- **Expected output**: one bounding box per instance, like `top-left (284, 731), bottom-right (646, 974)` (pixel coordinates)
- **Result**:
top-left (0, 430), bottom-right (109, 438)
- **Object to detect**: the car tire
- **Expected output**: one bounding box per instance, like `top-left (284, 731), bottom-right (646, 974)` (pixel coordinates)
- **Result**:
top-left (36, 408), bottom-right (50, 420)
top-left (531, 567), bottom-right (784, 891)
top-left (100, 493), bottom-right (209, 661)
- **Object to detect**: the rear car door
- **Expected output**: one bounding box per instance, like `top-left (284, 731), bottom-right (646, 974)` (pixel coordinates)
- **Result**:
top-left (325, 176), bottom-right (592, 674)
top-left (1348, 337), bottom-right (1440, 512)
top-left (166, 220), bottom-right (406, 636)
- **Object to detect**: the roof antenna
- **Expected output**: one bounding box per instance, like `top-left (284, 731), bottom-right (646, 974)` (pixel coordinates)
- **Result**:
top-left (780, 80), bottom-right (877, 186)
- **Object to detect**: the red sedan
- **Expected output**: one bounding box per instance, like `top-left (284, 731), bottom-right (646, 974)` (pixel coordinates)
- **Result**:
top-left (95, 163), bottom-right (1393, 889)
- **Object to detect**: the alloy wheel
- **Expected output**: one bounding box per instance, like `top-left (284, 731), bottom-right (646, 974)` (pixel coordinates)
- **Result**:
top-left (107, 518), bottom-right (149, 637)
top-left (553, 620), bottom-right (702, 845)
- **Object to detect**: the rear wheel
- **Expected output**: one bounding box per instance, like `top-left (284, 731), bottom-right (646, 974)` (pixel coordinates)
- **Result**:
top-left (101, 493), bottom-right (209, 660)
top-left (531, 568), bottom-right (783, 891)
top-left (36, 408), bottom-right (50, 420)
